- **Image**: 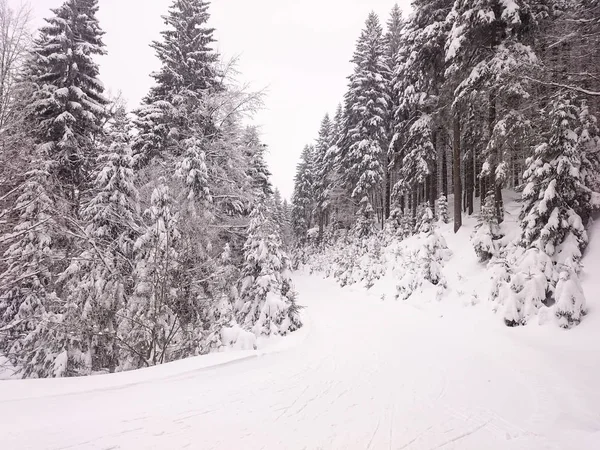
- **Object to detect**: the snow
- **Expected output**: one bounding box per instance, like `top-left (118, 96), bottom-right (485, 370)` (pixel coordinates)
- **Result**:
top-left (2, 195), bottom-right (600, 449)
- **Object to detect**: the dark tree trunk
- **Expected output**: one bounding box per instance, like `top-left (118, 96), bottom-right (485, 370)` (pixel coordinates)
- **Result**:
top-left (429, 161), bottom-right (437, 216)
top-left (488, 94), bottom-right (504, 223)
top-left (384, 154), bottom-right (391, 221)
top-left (453, 115), bottom-right (462, 233)
top-left (466, 149), bottom-right (474, 215)
top-left (442, 144), bottom-right (448, 197)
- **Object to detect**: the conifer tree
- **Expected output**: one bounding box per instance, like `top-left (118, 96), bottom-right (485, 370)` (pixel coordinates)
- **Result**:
top-left (472, 194), bottom-right (502, 263)
top-left (0, 160), bottom-right (63, 377)
top-left (133, 0), bottom-right (220, 164)
top-left (291, 145), bottom-right (315, 242)
top-left (236, 202), bottom-right (301, 336)
top-left (26, 0), bottom-right (108, 202)
top-left (122, 180), bottom-right (181, 368)
top-left (510, 97), bottom-right (589, 326)
top-left (520, 97), bottom-right (588, 267)
top-left (343, 13), bottom-right (390, 218)
top-left (60, 109), bottom-right (140, 373)
top-left (313, 114), bottom-right (334, 240)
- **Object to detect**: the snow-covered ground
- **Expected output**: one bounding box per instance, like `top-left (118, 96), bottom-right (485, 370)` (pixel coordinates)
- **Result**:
top-left (2, 212), bottom-right (600, 449)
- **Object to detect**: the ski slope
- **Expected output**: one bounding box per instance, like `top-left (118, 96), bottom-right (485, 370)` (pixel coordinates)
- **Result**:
top-left (2, 228), bottom-right (600, 449)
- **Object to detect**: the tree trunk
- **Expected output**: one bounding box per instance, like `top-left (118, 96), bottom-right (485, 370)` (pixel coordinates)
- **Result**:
top-left (488, 94), bottom-right (504, 223)
top-left (453, 115), bottom-right (462, 233)
top-left (384, 155), bottom-right (391, 221)
top-left (466, 148), bottom-right (474, 215)
top-left (442, 143), bottom-right (448, 197)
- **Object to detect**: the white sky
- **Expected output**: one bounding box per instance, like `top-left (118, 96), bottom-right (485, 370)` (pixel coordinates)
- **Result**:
top-left (31, 0), bottom-right (412, 199)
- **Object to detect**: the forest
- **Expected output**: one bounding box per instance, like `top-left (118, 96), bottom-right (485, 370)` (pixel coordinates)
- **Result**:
top-left (291, 0), bottom-right (600, 329)
top-left (1, 0), bottom-right (599, 380)
top-left (0, 0), bottom-right (301, 378)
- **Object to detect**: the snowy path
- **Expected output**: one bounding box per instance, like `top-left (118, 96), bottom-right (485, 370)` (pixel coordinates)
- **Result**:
top-left (1, 273), bottom-right (600, 449)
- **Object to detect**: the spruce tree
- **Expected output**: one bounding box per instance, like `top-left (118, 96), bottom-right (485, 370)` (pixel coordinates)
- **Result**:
top-left (313, 113), bottom-right (334, 240)
top-left (60, 109), bottom-right (140, 373)
top-left (0, 160), bottom-right (63, 377)
top-left (133, 0), bottom-right (220, 164)
top-left (513, 97), bottom-right (589, 326)
top-left (291, 145), bottom-right (315, 243)
top-left (236, 202), bottom-right (301, 337)
top-left (520, 97), bottom-right (588, 267)
top-left (343, 13), bottom-right (389, 211)
top-left (123, 180), bottom-right (181, 368)
top-left (26, 0), bottom-right (108, 202)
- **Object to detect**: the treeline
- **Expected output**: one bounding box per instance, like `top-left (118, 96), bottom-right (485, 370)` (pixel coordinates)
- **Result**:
top-left (0, 0), bottom-right (300, 379)
top-left (292, 0), bottom-right (600, 328)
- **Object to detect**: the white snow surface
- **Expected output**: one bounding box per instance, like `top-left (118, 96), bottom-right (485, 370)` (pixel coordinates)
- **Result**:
top-left (2, 209), bottom-right (600, 449)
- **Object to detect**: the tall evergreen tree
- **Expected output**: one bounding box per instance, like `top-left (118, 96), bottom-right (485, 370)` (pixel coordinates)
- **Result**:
top-left (59, 109), bottom-right (140, 373)
top-left (133, 0), bottom-right (220, 164)
top-left (291, 145), bottom-right (316, 243)
top-left (313, 113), bottom-right (334, 240)
top-left (25, 0), bottom-right (108, 203)
top-left (343, 13), bottom-right (390, 223)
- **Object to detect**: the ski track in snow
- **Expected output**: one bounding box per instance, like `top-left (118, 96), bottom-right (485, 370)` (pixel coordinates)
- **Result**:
top-left (1, 267), bottom-right (600, 449)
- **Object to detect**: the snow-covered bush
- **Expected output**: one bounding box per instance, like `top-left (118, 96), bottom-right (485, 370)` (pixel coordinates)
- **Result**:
top-left (555, 268), bottom-right (586, 328)
top-left (395, 206), bottom-right (452, 300)
top-left (436, 194), bottom-right (449, 224)
top-left (472, 194), bottom-right (503, 263)
top-left (502, 248), bottom-right (552, 326)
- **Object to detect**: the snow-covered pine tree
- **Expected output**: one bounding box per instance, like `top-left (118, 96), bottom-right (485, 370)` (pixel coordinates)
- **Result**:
top-left (354, 195), bottom-right (376, 239)
top-left (59, 109), bottom-right (140, 373)
top-left (121, 179), bottom-right (181, 369)
top-left (291, 145), bottom-right (316, 243)
top-left (343, 12), bottom-right (389, 218)
top-left (417, 205), bottom-right (450, 287)
top-left (515, 96), bottom-right (589, 326)
top-left (472, 194), bottom-right (502, 263)
top-left (25, 0), bottom-right (108, 203)
top-left (383, 5), bottom-right (404, 220)
top-left (313, 113), bottom-right (335, 241)
top-left (520, 97), bottom-right (588, 268)
top-left (396, 205), bottom-right (451, 301)
top-left (174, 136), bottom-right (212, 217)
top-left (244, 126), bottom-right (273, 199)
top-left (397, 114), bottom-right (437, 204)
top-left (236, 201), bottom-right (301, 337)
top-left (436, 194), bottom-right (449, 224)
top-left (576, 100), bottom-right (600, 224)
top-left (133, 0), bottom-right (220, 165)
top-left (0, 159), bottom-right (79, 378)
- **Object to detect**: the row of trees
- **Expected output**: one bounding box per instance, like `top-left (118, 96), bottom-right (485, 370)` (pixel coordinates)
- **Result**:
top-left (0, 0), bottom-right (300, 378)
top-left (292, 1), bottom-right (600, 327)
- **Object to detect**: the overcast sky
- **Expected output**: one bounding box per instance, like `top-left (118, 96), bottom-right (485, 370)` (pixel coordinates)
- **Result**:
top-left (31, 0), bottom-right (412, 199)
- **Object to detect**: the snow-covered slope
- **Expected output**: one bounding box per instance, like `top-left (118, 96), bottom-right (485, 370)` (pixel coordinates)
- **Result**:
top-left (1, 201), bottom-right (600, 449)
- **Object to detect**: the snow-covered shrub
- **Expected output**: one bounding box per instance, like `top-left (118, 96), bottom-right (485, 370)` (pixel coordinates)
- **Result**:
top-left (436, 194), bottom-right (449, 224)
top-left (399, 211), bottom-right (414, 239)
top-left (555, 268), bottom-right (586, 328)
top-left (472, 194), bottom-right (503, 263)
top-left (354, 196), bottom-right (377, 238)
top-left (395, 206), bottom-right (452, 300)
top-left (357, 235), bottom-right (385, 289)
top-left (502, 248), bottom-right (552, 326)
